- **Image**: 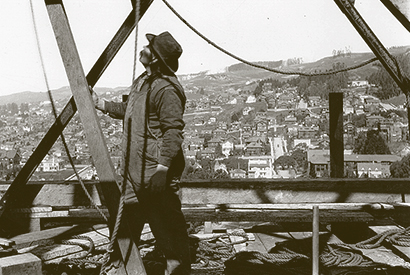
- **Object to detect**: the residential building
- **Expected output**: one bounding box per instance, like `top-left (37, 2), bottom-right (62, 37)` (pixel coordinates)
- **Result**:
top-left (298, 126), bottom-right (319, 139)
top-left (357, 163), bottom-right (390, 178)
top-left (36, 155), bottom-right (63, 172)
top-left (246, 156), bottom-right (274, 178)
top-left (308, 149), bottom-right (401, 178)
top-left (230, 168), bottom-right (246, 178)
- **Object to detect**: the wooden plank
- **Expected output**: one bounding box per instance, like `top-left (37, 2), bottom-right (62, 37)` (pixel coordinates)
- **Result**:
top-left (184, 209), bottom-right (373, 223)
top-left (3, 177), bottom-right (410, 207)
top-left (0, 253), bottom-right (42, 275)
top-left (190, 232), bottom-right (254, 241)
top-left (25, 207), bottom-right (373, 223)
top-left (182, 203), bottom-right (394, 210)
top-left (368, 225), bottom-right (410, 264)
top-left (246, 233), bottom-right (269, 253)
top-left (227, 229), bottom-right (251, 253)
top-left (10, 225), bottom-right (99, 250)
top-left (44, 2), bottom-right (146, 274)
top-left (87, 0), bottom-right (153, 86)
top-left (203, 221), bottom-right (212, 234)
top-left (30, 228), bottom-right (110, 262)
top-left (179, 179), bottom-right (410, 204)
top-left (0, 0), bottom-right (153, 219)
top-left (4, 179), bottom-right (410, 208)
top-left (39, 224), bottom-right (154, 264)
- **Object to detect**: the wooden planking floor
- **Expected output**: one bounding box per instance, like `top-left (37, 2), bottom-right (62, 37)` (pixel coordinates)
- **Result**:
top-left (6, 221), bottom-right (410, 272)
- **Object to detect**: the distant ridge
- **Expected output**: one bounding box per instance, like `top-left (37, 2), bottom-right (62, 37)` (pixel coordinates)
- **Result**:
top-left (0, 86), bottom-right (125, 105)
top-left (3, 46), bottom-right (409, 105)
top-left (227, 61), bottom-right (283, 72)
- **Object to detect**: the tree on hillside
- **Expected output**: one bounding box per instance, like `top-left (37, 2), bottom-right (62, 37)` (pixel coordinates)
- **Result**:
top-left (353, 129), bottom-right (391, 154)
top-left (263, 143), bottom-right (271, 155)
top-left (390, 155), bottom-right (410, 178)
top-left (368, 53), bottom-right (410, 100)
top-left (200, 158), bottom-right (213, 172)
top-left (222, 157), bottom-right (248, 170)
top-left (231, 110), bottom-right (242, 122)
top-left (203, 134), bottom-right (212, 148)
top-left (351, 114), bottom-right (366, 128)
top-left (253, 85), bottom-right (262, 97)
top-left (274, 155), bottom-right (297, 169)
top-left (291, 149), bottom-right (308, 172)
top-left (318, 120), bottom-right (329, 135)
top-left (215, 143), bottom-right (224, 158)
top-left (290, 62), bottom-right (349, 100)
top-left (213, 169), bottom-right (230, 179)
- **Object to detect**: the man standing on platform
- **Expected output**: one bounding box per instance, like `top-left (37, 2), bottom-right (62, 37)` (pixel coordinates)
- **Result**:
top-left (91, 31), bottom-right (190, 275)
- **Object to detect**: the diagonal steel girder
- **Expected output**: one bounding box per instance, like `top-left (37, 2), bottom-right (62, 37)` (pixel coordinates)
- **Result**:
top-left (0, 0), bottom-right (153, 218)
top-left (335, 0), bottom-right (410, 95)
top-left (44, 1), bottom-right (150, 274)
top-left (334, 0), bottom-right (410, 142)
top-left (380, 0), bottom-right (410, 33)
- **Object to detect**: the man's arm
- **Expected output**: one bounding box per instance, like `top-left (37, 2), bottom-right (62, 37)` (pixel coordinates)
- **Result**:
top-left (90, 86), bottom-right (127, 119)
top-left (104, 101), bottom-right (127, 119)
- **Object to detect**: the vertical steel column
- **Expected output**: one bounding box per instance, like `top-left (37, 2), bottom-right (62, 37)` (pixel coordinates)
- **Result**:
top-left (312, 205), bottom-right (320, 275)
top-left (329, 92), bottom-right (344, 178)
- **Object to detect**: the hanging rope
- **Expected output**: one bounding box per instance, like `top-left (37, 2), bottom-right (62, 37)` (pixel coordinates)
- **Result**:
top-left (100, 1), bottom-right (141, 273)
top-left (162, 0), bottom-right (380, 77)
top-left (132, 0), bottom-right (141, 82)
top-left (99, 119), bottom-right (133, 275)
top-left (29, 1), bottom-right (116, 271)
top-left (30, 1), bottom-right (143, 273)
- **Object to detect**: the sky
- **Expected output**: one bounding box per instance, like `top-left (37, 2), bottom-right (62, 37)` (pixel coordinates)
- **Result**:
top-left (1, 0), bottom-right (410, 96)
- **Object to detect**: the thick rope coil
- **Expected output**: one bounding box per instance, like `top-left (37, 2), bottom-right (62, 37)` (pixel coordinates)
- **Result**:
top-left (58, 235), bottom-right (102, 267)
top-left (321, 244), bottom-right (381, 268)
top-left (354, 228), bottom-right (404, 249)
top-left (192, 232), bottom-right (249, 272)
top-left (192, 254), bottom-right (225, 271)
top-left (61, 235), bottom-right (95, 254)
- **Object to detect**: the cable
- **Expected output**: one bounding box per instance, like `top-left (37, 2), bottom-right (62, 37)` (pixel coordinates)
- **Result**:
top-left (132, 0), bottom-right (141, 82)
top-left (162, 0), bottom-right (379, 77)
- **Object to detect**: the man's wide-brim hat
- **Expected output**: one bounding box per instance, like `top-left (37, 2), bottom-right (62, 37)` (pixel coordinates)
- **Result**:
top-left (146, 31), bottom-right (182, 74)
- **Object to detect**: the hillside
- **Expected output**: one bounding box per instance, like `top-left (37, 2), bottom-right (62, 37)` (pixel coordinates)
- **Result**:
top-left (2, 46), bottom-right (409, 105)
top-left (0, 86), bottom-right (125, 105)
top-left (179, 46), bottom-right (410, 93)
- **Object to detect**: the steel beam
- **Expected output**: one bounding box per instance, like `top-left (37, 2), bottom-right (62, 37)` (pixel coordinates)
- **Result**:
top-left (334, 0), bottom-right (410, 95)
top-left (380, 0), bottom-right (410, 33)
